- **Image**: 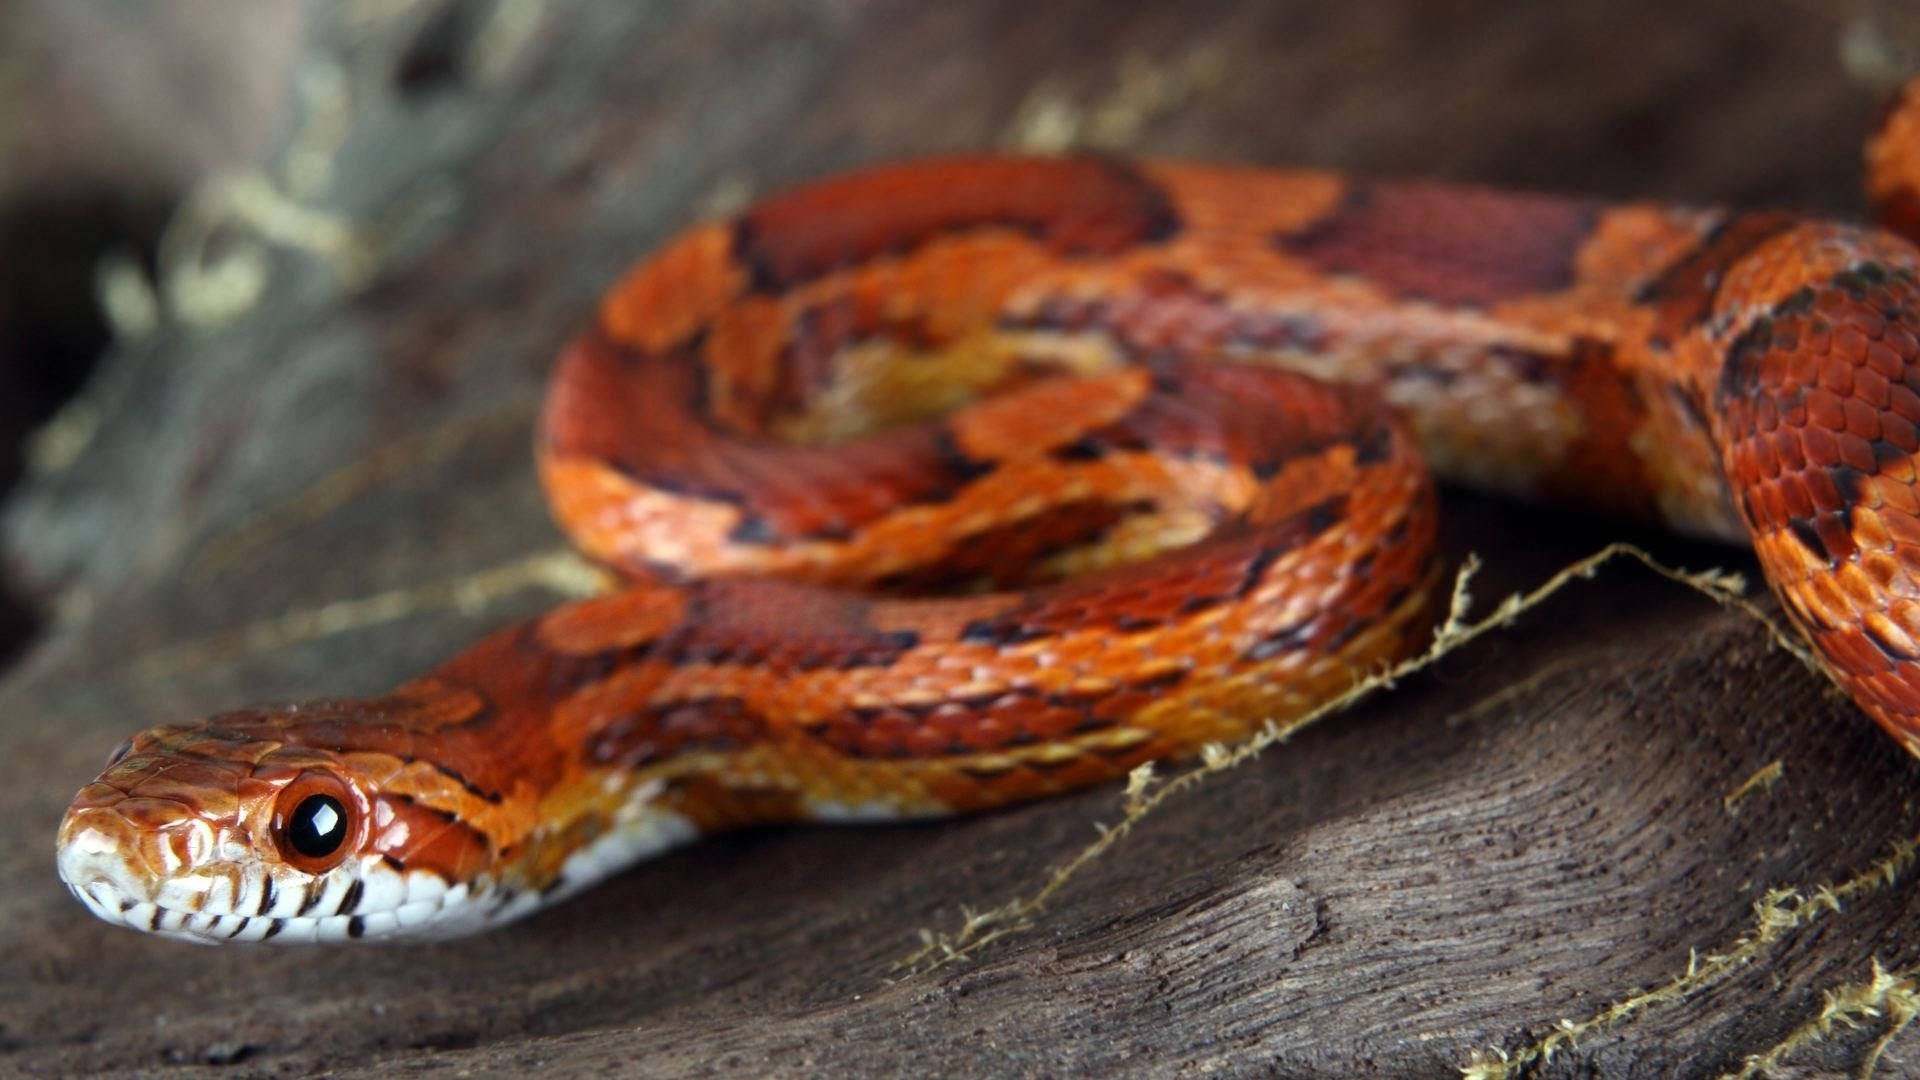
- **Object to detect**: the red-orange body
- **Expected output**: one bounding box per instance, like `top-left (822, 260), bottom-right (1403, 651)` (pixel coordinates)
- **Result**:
top-left (51, 83), bottom-right (1920, 942)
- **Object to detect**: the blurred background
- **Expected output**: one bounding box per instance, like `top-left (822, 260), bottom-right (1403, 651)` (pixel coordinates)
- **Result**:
top-left (0, 1), bottom-right (301, 657)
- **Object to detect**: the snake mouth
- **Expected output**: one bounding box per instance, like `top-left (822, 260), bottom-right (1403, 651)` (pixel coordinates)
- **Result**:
top-left (57, 851), bottom-right (528, 944)
top-left (65, 875), bottom-right (293, 944)
top-left (54, 820), bottom-right (519, 944)
top-left (60, 874), bottom-right (511, 944)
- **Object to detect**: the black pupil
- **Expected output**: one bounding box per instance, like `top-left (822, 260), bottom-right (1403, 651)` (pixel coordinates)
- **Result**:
top-left (288, 794), bottom-right (347, 858)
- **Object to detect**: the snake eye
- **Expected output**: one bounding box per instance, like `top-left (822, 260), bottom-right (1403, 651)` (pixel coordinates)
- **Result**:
top-left (288, 795), bottom-right (347, 857)
top-left (271, 772), bottom-right (360, 873)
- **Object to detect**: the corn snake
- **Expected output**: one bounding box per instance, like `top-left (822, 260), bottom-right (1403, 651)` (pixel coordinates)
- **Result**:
top-left (53, 78), bottom-right (1920, 944)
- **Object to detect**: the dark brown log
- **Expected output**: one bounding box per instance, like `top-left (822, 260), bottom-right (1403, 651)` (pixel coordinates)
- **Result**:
top-left (4, 1), bottom-right (1920, 1075)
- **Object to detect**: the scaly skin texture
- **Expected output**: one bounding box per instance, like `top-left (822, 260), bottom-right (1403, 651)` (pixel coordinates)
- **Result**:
top-left (51, 80), bottom-right (1920, 943)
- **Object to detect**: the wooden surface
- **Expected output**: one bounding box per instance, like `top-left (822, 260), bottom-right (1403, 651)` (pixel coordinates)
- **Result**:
top-left (5, 1), bottom-right (1920, 1075)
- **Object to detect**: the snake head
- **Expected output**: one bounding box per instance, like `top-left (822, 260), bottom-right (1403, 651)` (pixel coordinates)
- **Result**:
top-left (54, 702), bottom-right (524, 944)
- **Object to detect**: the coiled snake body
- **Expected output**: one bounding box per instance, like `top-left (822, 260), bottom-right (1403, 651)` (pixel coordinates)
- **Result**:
top-left (55, 80), bottom-right (1920, 943)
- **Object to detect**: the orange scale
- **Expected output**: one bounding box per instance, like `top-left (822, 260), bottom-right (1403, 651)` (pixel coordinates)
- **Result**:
top-left (121, 798), bottom-right (212, 837)
top-left (1880, 479), bottom-right (1920, 520)
top-left (1893, 383), bottom-right (1920, 426)
top-left (1856, 676), bottom-right (1914, 725)
top-left (922, 672), bottom-right (1013, 711)
top-left (1018, 632), bottom-right (1120, 670)
top-left (1875, 678), bottom-right (1920, 724)
top-left (1857, 509), bottom-right (1896, 553)
top-left (1177, 678), bottom-right (1285, 722)
top-left (1834, 326), bottom-right (1874, 369)
top-left (1862, 476), bottom-right (1894, 514)
top-left (1862, 349), bottom-right (1900, 397)
top-left (920, 771), bottom-right (999, 811)
top-left (858, 645), bottom-right (943, 681)
top-left (1804, 468), bottom-right (1845, 514)
top-left (1836, 562), bottom-right (1886, 611)
top-left (1886, 414), bottom-right (1920, 456)
top-left (1865, 611), bottom-right (1920, 661)
top-left (1772, 429), bottom-right (1807, 471)
top-left (1085, 687), bottom-right (1161, 725)
top-left (1805, 388), bottom-right (1848, 435)
top-left (1756, 531), bottom-right (1819, 584)
top-left (1002, 701), bottom-right (1089, 744)
top-left (1159, 614), bottom-right (1236, 657)
top-left (1849, 306), bottom-right (1890, 341)
top-left (1134, 616), bottom-right (1214, 655)
top-left (1180, 630), bottom-right (1247, 668)
top-left (1889, 323), bottom-right (1920, 361)
top-left (1890, 599), bottom-right (1920, 639)
top-left (1044, 755), bottom-right (1131, 794)
top-left (1777, 472), bottom-right (1817, 520)
top-left (1897, 570), bottom-right (1920, 609)
top-left (1881, 564), bottom-right (1920, 603)
top-left (1841, 399), bottom-right (1883, 444)
top-left (918, 707), bottom-right (977, 748)
top-left (1881, 526), bottom-right (1920, 572)
top-left (814, 712), bottom-right (865, 747)
top-left (856, 722), bottom-right (913, 757)
top-left (977, 655), bottom-right (1053, 689)
top-left (1804, 573), bottom-right (1856, 628)
top-left (1777, 332), bottom-right (1818, 378)
top-left (885, 727), bottom-right (942, 760)
top-left (1826, 627), bottom-right (1896, 677)
top-left (950, 712), bottom-right (1012, 750)
top-left (1807, 435), bottom-right (1851, 487)
top-left (837, 722), bottom-right (894, 757)
top-left (1820, 354), bottom-right (1857, 396)
top-left (1773, 579), bottom-right (1816, 628)
top-left (137, 770), bottom-right (250, 818)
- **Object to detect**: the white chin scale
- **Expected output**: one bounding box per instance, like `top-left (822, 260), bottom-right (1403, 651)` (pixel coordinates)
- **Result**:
top-left (58, 845), bottom-right (526, 944)
top-left (58, 804), bottom-right (704, 943)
